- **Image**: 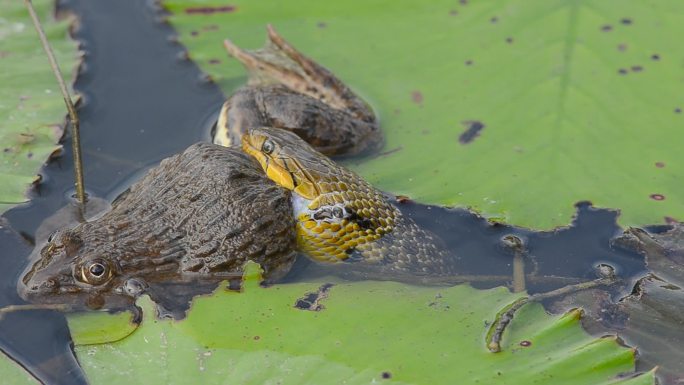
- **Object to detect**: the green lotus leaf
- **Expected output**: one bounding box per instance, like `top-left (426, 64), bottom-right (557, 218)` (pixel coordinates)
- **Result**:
top-left (0, 0), bottom-right (78, 214)
top-left (163, 0), bottom-right (684, 229)
top-left (59, 262), bottom-right (654, 385)
top-left (0, 351), bottom-right (40, 385)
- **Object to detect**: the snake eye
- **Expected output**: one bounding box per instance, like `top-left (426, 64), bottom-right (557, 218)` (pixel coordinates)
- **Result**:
top-left (261, 139), bottom-right (275, 154)
top-left (77, 259), bottom-right (113, 285)
top-left (332, 207), bottom-right (344, 219)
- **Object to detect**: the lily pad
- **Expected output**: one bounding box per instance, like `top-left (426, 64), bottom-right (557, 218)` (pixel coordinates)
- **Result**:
top-left (0, 0), bottom-right (78, 214)
top-left (0, 351), bottom-right (39, 385)
top-left (62, 263), bottom-right (654, 385)
top-left (163, 0), bottom-right (684, 229)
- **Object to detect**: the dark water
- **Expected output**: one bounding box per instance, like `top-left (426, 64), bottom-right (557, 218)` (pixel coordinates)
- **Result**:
top-left (0, 0), bottom-right (647, 383)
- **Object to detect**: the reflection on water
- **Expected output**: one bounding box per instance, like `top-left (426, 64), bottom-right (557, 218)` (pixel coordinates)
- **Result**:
top-left (0, 0), bottom-right (647, 384)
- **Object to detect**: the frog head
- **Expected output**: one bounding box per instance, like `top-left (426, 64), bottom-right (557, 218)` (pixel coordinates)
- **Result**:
top-left (19, 225), bottom-right (144, 311)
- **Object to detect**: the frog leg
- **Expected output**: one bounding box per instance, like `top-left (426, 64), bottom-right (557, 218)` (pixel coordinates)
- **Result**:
top-left (264, 25), bottom-right (375, 122)
top-left (220, 27), bottom-right (381, 155)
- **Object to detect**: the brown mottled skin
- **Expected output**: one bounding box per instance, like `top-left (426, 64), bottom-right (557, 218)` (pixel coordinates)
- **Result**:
top-left (20, 144), bottom-right (296, 311)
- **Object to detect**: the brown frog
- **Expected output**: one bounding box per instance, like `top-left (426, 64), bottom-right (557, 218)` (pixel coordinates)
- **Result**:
top-left (19, 144), bottom-right (296, 313)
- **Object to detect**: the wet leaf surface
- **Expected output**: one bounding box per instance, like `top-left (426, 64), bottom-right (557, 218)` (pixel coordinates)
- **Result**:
top-left (0, 0), bottom-right (78, 214)
top-left (164, 0), bottom-right (684, 229)
top-left (60, 263), bottom-right (655, 385)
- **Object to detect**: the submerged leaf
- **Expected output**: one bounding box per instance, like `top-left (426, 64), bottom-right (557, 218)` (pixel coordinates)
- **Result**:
top-left (586, 224), bottom-right (684, 383)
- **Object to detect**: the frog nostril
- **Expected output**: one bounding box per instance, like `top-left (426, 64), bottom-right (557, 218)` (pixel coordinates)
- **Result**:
top-left (42, 278), bottom-right (59, 291)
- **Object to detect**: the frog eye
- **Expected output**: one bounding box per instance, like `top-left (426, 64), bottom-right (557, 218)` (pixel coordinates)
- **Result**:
top-left (261, 139), bottom-right (275, 154)
top-left (77, 259), bottom-right (113, 285)
top-left (89, 263), bottom-right (106, 277)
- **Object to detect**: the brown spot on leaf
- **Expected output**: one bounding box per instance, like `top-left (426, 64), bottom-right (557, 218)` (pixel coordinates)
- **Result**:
top-left (465, 60), bottom-right (473, 66)
top-left (449, 9), bottom-right (458, 16)
top-left (655, 162), bottom-right (665, 168)
top-left (618, 68), bottom-right (628, 75)
top-left (519, 340), bottom-right (532, 347)
top-left (675, 108), bottom-right (682, 114)
top-left (490, 16), bottom-right (498, 23)
top-left (184, 5), bottom-right (236, 14)
top-left (317, 22), bottom-right (327, 28)
top-left (411, 90), bottom-right (423, 104)
top-left (631, 65), bottom-right (643, 72)
top-left (650, 194), bottom-right (665, 201)
top-left (253, 335), bottom-right (260, 340)
top-left (617, 44), bottom-right (627, 52)
top-left (459, 0), bottom-right (468, 4)
top-left (381, 372), bottom-right (392, 379)
top-left (190, 30), bottom-right (199, 36)
top-left (459, 120), bottom-right (485, 144)
top-left (506, 37), bottom-right (514, 44)
top-left (601, 25), bottom-right (613, 32)
top-left (0, 51), bottom-right (9, 59)
top-left (665, 216), bottom-right (679, 224)
top-left (208, 59), bottom-right (221, 65)
top-left (202, 24), bottom-right (219, 31)
top-left (651, 54), bottom-right (660, 61)
top-left (620, 18), bottom-right (633, 25)
top-left (27, 152), bottom-right (33, 159)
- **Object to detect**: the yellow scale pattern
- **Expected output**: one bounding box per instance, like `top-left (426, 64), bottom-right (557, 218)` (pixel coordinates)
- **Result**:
top-left (296, 170), bottom-right (399, 262)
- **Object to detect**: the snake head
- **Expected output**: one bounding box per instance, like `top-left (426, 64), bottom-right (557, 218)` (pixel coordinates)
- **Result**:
top-left (242, 127), bottom-right (341, 200)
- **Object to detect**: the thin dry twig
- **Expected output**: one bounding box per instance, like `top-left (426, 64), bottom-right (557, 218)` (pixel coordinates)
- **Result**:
top-left (24, 0), bottom-right (86, 208)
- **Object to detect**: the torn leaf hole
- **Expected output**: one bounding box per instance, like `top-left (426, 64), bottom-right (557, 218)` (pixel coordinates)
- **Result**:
top-left (459, 120), bottom-right (485, 144)
top-left (294, 283), bottom-right (335, 311)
